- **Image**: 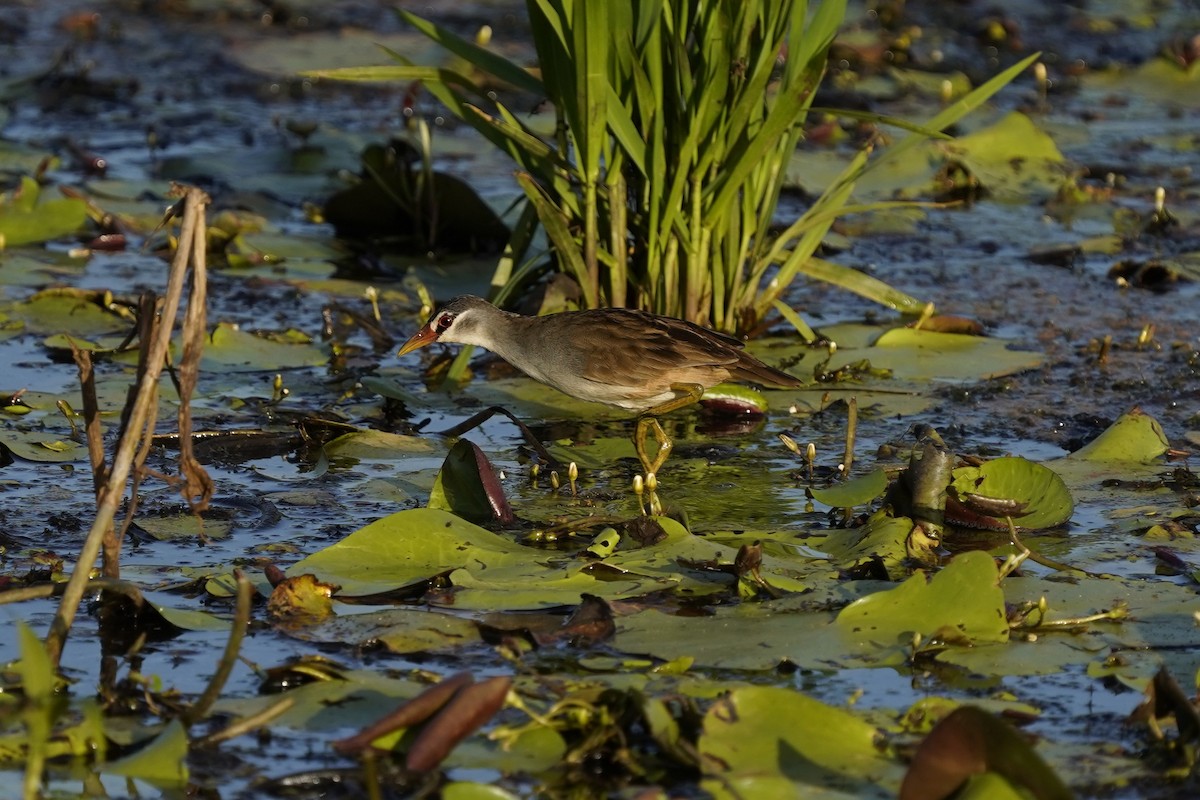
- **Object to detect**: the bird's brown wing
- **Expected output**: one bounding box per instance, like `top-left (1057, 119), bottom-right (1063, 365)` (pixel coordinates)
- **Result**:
top-left (543, 307), bottom-right (800, 396)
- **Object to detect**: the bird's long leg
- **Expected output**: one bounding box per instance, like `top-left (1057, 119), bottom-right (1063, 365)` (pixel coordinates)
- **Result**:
top-left (634, 383), bottom-right (705, 478)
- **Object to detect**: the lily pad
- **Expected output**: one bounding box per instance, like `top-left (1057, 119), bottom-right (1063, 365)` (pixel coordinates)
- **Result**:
top-left (937, 112), bottom-right (1066, 201)
top-left (0, 176), bottom-right (89, 246)
top-left (948, 457), bottom-right (1074, 530)
top-left (303, 608), bottom-right (482, 654)
top-left (103, 720), bottom-right (189, 786)
top-left (837, 551), bottom-right (1008, 649)
top-left (864, 327), bottom-right (1045, 382)
top-left (812, 468), bottom-right (889, 508)
top-left (288, 508), bottom-right (529, 596)
top-left (322, 429), bottom-right (435, 461)
top-left (200, 323), bottom-right (329, 373)
top-left (5, 289), bottom-right (131, 337)
top-left (1062, 408), bottom-right (1169, 463)
top-left (0, 431), bottom-right (90, 463)
top-left (133, 513), bottom-right (234, 541)
top-left (699, 685), bottom-right (901, 799)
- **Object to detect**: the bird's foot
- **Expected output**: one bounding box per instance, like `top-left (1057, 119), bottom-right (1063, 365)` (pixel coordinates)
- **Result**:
top-left (634, 416), bottom-right (676, 516)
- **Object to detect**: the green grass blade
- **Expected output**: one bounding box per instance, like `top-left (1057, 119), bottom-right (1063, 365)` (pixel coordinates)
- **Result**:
top-left (792, 256), bottom-right (924, 313)
top-left (516, 172), bottom-right (596, 308)
top-left (866, 53), bottom-right (1040, 175)
top-left (772, 299), bottom-right (817, 342)
top-left (397, 8), bottom-right (544, 96)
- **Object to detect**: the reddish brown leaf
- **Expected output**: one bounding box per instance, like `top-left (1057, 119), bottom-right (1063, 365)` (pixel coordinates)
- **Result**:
top-left (331, 672), bottom-right (474, 757)
top-left (405, 676), bottom-right (512, 773)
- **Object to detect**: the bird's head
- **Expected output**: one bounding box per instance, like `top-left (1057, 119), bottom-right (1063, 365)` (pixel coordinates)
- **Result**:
top-left (397, 295), bottom-right (494, 355)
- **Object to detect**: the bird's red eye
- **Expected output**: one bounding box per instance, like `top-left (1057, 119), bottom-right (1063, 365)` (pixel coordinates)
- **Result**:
top-left (434, 312), bottom-right (455, 334)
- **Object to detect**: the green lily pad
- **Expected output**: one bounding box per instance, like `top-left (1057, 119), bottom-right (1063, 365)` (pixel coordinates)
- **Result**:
top-left (0, 431), bottom-right (90, 462)
top-left (152, 602), bottom-right (232, 633)
top-left (1063, 408), bottom-right (1169, 463)
top-left (200, 323), bottom-right (329, 373)
top-left (0, 176), bottom-right (89, 246)
top-left (865, 327), bottom-right (1045, 381)
top-left (442, 783), bottom-right (523, 800)
top-left (288, 508), bottom-right (528, 596)
top-left (949, 457), bottom-right (1074, 530)
top-left (133, 514), bottom-right (233, 541)
top-left (0, 250), bottom-right (86, 288)
top-left (103, 720), bottom-right (189, 786)
top-left (937, 112), bottom-right (1066, 201)
top-left (837, 550), bottom-right (1008, 648)
top-left (811, 468), bottom-right (889, 508)
top-left (322, 429), bottom-right (435, 461)
top-left (616, 603), bottom-right (857, 672)
top-left (817, 512), bottom-right (912, 576)
top-left (444, 565), bottom-right (675, 611)
top-left (699, 685), bottom-right (901, 799)
top-left (303, 608), bottom-right (482, 654)
top-left (5, 289), bottom-right (131, 337)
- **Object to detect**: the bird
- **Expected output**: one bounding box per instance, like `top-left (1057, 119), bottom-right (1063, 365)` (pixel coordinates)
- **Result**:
top-left (397, 295), bottom-right (804, 488)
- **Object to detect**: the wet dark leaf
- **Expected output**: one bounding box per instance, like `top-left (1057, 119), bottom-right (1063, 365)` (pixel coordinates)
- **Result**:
top-left (332, 671), bottom-right (474, 757)
top-left (899, 706), bottom-right (1071, 800)
top-left (429, 439), bottom-right (515, 524)
top-left (406, 675), bottom-right (511, 773)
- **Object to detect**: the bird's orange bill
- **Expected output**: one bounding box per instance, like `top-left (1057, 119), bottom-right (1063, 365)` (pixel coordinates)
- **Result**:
top-left (397, 325), bottom-right (437, 356)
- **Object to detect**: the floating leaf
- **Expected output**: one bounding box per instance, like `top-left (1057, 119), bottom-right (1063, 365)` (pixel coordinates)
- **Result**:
top-left (868, 327), bottom-right (1045, 381)
top-left (322, 429), bottom-right (435, 461)
top-left (5, 288), bottom-right (130, 337)
top-left (442, 783), bottom-right (523, 800)
top-left (616, 604), bottom-right (857, 672)
top-left (104, 720), bottom-right (189, 786)
top-left (200, 323), bottom-right (328, 373)
top-left (1063, 408), bottom-right (1169, 463)
top-left (152, 603), bottom-right (231, 633)
top-left (306, 608), bottom-right (482, 654)
top-left (948, 457), bottom-right (1074, 530)
top-left (288, 508), bottom-right (531, 596)
top-left (132, 513), bottom-right (233, 541)
top-left (837, 551), bottom-right (1008, 648)
top-left (699, 686), bottom-right (901, 798)
top-left (0, 431), bottom-right (90, 462)
top-left (817, 511), bottom-right (912, 576)
top-left (900, 706), bottom-right (1070, 800)
top-left (0, 176), bottom-right (88, 246)
top-left (938, 112), bottom-right (1066, 200)
top-left (811, 468), bottom-right (889, 508)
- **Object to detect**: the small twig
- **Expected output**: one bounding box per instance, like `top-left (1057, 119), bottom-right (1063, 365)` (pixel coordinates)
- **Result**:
top-left (1006, 517), bottom-right (1086, 574)
top-left (842, 395), bottom-right (857, 477)
top-left (181, 573), bottom-right (253, 728)
top-left (0, 585), bottom-right (59, 605)
top-left (1029, 604), bottom-right (1129, 630)
top-left (69, 344), bottom-right (107, 496)
top-left (195, 696), bottom-right (294, 748)
top-left (435, 404), bottom-right (561, 468)
top-left (175, 200), bottom-right (213, 513)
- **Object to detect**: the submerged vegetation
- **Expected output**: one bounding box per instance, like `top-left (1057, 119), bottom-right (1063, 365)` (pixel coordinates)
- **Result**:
top-left (0, 1), bottom-right (1197, 798)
